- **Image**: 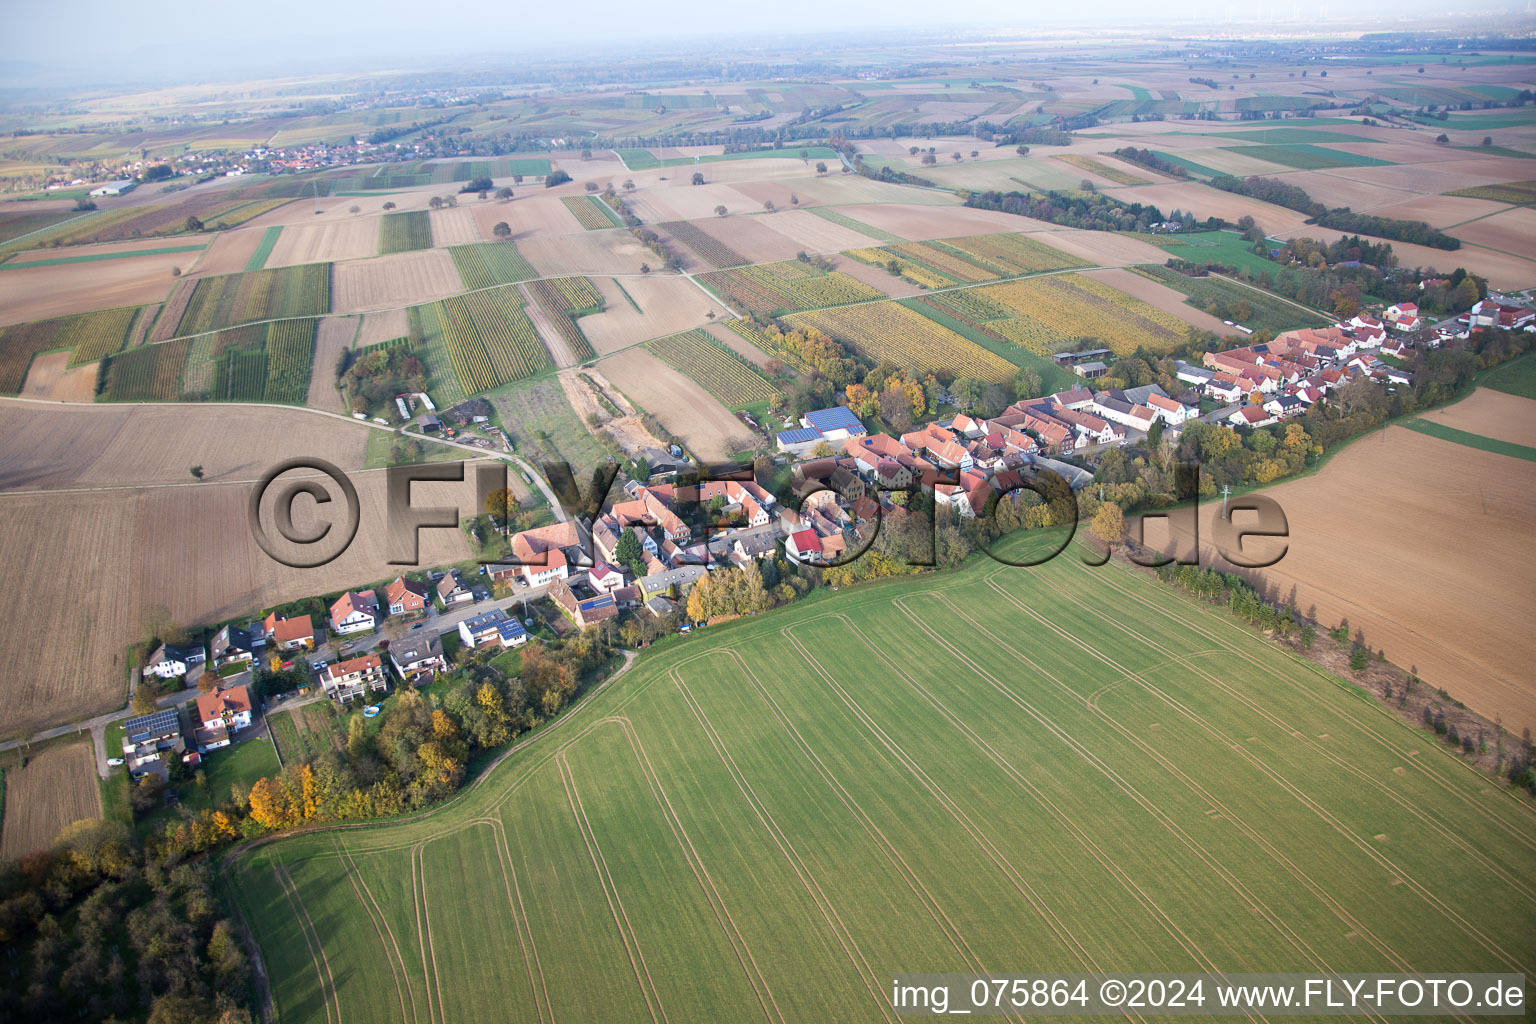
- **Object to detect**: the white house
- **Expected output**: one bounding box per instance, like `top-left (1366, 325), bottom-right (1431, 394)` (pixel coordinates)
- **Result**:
top-left (194, 685), bottom-right (253, 752)
top-left (142, 642), bottom-right (206, 680)
top-left (1145, 392), bottom-right (1191, 426)
top-left (786, 528), bottom-right (823, 564)
top-left (329, 590), bottom-right (379, 635)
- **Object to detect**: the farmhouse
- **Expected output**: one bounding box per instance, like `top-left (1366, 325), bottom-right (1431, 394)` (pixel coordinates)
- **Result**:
top-left (389, 634), bottom-right (447, 682)
top-left (194, 685), bottom-right (253, 752)
top-left (330, 590), bottom-right (379, 635)
top-left (800, 406), bottom-right (868, 442)
top-left (320, 653), bottom-right (388, 703)
top-left (638, 565), bottom-right (709, 600)
top-left (89, 180), bottom-right (135, 197)
top-left (385, 576), bottom-right (430, 617)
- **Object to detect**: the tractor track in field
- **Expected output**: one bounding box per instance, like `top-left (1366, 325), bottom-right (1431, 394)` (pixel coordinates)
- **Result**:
top-left (476, 815), bottom-right (554, 1024)
top-left (333, 840), bottom-right (414, 1024)
top-left (669, 667), bottom-right (899, 1024)
top-left (557, 751), bottom-right (669, 1024)
top-left (606, 713), bottom-right (785, 1024)
top-left (277, 863), bottom-right (343, 1024)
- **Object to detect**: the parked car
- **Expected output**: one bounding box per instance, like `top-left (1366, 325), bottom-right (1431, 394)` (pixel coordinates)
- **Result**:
top-left (106, 757), bottom-right (124, 767)
top-left (410, 622), bottom-right (424, 630)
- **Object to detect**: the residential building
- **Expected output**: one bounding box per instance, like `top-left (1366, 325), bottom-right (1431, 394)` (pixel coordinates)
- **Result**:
top-left (638, 564), bottom-right (709, 600)
top-left (588, 563), bottom-right (625, 592)
top-left (320, 653), bottom-right (388, 703)
top-left (142, 642), bottom-right (206, 680)
top-left (385, 576), bottom-right (430, 617)
top-left (460, 608), bottom-right (514, 649)
top-left (551, 579), bottom-right (620, 628)
top-left (786, 528), bottom-right (824, 563)
top-left (263, 613), bottom-right (315, 652)
top-left (209, 624), bottom-right (264, 668)
top-left (330, 590), bottom-right (379, 635)
top-left (510, 520), bottom-right (590, 586)
top-left (390, 634), bottom-right (448, 681)
top-left (122, 709), bottom-right (186, 778)
top-left (495, 619), bottom-right (529, 649)
top-left (436, 571), bottom-right (473, 607)
top-left (194, 685), bottom-right (253, 752)
top-left (799, 406), bottom-right (868, 442)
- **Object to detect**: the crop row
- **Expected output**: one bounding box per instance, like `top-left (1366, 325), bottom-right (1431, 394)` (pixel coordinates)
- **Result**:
top-left (449, 242), bottom-right (537, 290)
top-left (785, 301), bottom-right (1016, 383)
top-left (103, 338), bottom-right (190, 401)
top-left (981, 274), bottom-right (1188, 355)
top-left (379, 211), bottom-right (433, 255)
top-left (645, 329), bottom-right (777, 408)
top-left (940, 233), bottom-right (1087, 276)
top-left (1053, 153), bottom-right (1150, 186)
top-left (526, 278), bottom-right (599, 361)
top-left (843, 247), bottom-right (950, 289)
top-left (0, 306), bottom-right (145, 392)
top-left (176, 263), bottom-right (331, 336)
top-left (435, 287), bottom-right (549, 393)
top-left (659, 221), bottom-right (748, 268)
top-left (561, 196), bottom-right (620, 230)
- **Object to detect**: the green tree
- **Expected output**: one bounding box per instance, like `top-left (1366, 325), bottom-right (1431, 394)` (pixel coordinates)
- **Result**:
top-left (614, 529), bottom-right (647, 576)
top-left (493, 221), bottom-right (511, 238)
top-left (691, 171), bottom-right (705, 185)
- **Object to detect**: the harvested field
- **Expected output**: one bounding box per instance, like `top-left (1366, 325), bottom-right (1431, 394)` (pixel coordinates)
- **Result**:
top-left (428, 206), bottom-right (481, 247)
top-left (332, 248), bottom-right (461, 314)
top-left (1210, 425), bottom-right (1536, 737)
top-left (1321, 160), bottom-right (1536, 200)
top-left (468, 195), bottom-right (581, 240)
top-left (0, 250), bottom-right (181, 327)
top-left (266, 218), bottom-right (378, 268)
top-left (307, 317), bottom-right (358, 412)
top-left (1030, 229), bottom-right (1173, 267)
top-left (1416, 387), bottom-right (1536, 449)
top-left (0, 461), bottom-right (474, 736)
top-left (751, 207), bottom-right (888, 251)
top-left (829, 254), bottom-right (924, 297)
top-left (578, 276), bottom-right (728, 355)
top-left (827, 202), bottom-right (1040, 241)
top-left (783, 174), bottom-right (959, 207)
top-left (355, 308), bottom-right (409, 348)
top-left (1364, 194), bottom-right (1511, 228)
top-left (518, 231), bottom-right (652, 277)
top-left (1083, 268), bottom-right (1235, 335)
top-left (598, 348), bottom-right (755, 460)
top-left (1269, 170), bottom-right (1418, 212)
top-left (0, 741), bottom-right (102, 859)
top-left (1448, 207), bottom-right (1536, 256)
top-left (194, 228), bottom-right (267, 276)
top-left (0, 400), bottom-right (370, 491)
top-left (19, 351), bottom-right (99, 402)
top-left (684, 213), bottom-right (804, 263)
top-left (624, 183), bottom-right (764, 224)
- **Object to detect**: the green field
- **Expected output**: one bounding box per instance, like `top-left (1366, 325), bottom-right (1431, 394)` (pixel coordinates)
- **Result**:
top-left (1147, 229), bottom-right (1292, 278)
top-left (379, 210), bottom-right (433, 254)
top-left (246, 225), bottom-right (283, 270)
top-left (0, 242), bottom-right (204, 270)
top-left (1410, 109), bottom-right (1536, 131)
top-left (175, 263), bottom-right (331, 335)
top-left (1148, 150), bottom-right (1223, 178)
top-left (1402, 419), bottom-right (1536, 462)
top-left (1132, 265), bottom-right (1325, 334)
top-left (487, 375), bottom-right (610, 476)
top-left (614, 148), bottom-right (661, 170)
top-left (1478, 350), bottom-right (1536, 398)
top-left (1218, 128), bottom-right (1381, 145)
top-left (449, 241), bottom-right (538, 290)
top-left (228, 531), bottom-right (1536, 1024)
top-left (1221, 144), bottom-right (1392, 171)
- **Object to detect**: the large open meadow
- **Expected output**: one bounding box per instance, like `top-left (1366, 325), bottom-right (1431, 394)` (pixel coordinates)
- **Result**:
top-left (228, 531), bottom-right (1536, 1024)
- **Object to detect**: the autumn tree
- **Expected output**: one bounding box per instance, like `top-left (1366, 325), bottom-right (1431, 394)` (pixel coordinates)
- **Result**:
top-left (484, 486), bottom-right (517, 530)
top-left (197, 671), bottom-right (219, 694)
top-left (1090, 502), bottom-right (1125, 551)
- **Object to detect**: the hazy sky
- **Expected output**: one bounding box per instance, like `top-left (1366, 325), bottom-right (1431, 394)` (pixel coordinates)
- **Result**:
top-left (0, 0), bottom-right (1493, 87)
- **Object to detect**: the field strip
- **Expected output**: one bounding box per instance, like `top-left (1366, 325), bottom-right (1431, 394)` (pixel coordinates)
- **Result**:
top-left (960, 575), bottom-right (1405, 994)
top-left (1401, 419), bottom-right (1536, 461)
top-left (332, 840), bottom-right (414, 1024)
top-left (828, 612), bottom-right (1237, 983)
top-left (1083, 560), bottom-right (1536, 850)
top-left (604, 714), bottom-right (785, 1024)
top-left (411, 843), bottom-right (443, 1024)
top-left (276, 862), bottom-right (343, 1024)
top-left (773, 629), bottom-right (1131, 996)
top-left (556, 751), bottom-right (668, 1024)
top-left (668, 667), bottom-right (898, 1024)
top-left (475, 815), bottom-right (553, 1024)
top-left (984, 576), bottom-right (1525, 983)
top-left (1047, 578), bottom-right (1535, 976)
top-left (715, 650), bottom-right (1000, 989)
top-left (1066, 567), bottom-right (1536, 905)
